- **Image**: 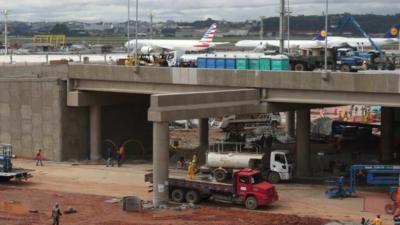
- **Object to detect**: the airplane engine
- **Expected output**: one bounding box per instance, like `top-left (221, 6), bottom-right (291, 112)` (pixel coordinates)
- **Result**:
top-left (140, 46), bottom-right (153, 54)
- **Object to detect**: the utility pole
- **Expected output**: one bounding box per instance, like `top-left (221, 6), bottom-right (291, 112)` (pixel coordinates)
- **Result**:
top-left (135, 0), bottom-right (139, 67)
top-left (279, 0), bottom-right (285, 54)
top-left (150, 12), bottom-right (153, 39)
top-left (259, 16), bottom-right (265, 40)
top-left (324, 0), bottom-right (328, 72)
top-left (127, 0), bottom-right (130, 53)
top-left (3, 10), bottom-right (8, 55)
top-left (287, 0), bottom-right (291, 53)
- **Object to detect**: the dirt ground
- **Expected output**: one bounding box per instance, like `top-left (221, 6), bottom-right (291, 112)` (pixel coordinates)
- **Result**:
top-left (0, 160), bottom-right (394, 225)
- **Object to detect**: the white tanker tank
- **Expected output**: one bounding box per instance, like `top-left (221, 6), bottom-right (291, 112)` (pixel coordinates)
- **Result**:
top-left (206, 152), bottom-right (263, 169)
top-left (205, 150), bottom-right (293, 184)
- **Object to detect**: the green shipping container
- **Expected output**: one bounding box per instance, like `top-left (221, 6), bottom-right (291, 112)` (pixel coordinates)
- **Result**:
top-left (236, 58), bottom-right (249, 70)
top-left (260, 57), bottom-right (271, 71)
top-left (271, 55), bottom-right (290, 71)
top-left (248, 58), bottom-right (260, 70)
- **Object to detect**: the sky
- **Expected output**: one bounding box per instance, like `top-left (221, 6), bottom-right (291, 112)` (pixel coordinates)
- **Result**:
top-left (1, 0), bottom-right (399, 22)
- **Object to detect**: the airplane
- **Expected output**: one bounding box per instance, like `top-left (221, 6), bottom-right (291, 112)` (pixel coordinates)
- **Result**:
top-left (124, 23), bottom-right (228, 54)
top-left (235, 39), bottom-right (322, 50)
top-left (314, 24), bottom-right (400, 49)
top-left (235, 24), bottom-right (400, 50)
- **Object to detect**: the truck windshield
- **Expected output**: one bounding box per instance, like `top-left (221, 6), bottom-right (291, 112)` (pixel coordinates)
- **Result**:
top-left (250, 174), bottom-right (263, 184)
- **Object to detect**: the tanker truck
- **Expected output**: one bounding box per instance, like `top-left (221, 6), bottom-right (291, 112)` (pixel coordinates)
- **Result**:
top-left (202, 145), bottom-right (293, 184)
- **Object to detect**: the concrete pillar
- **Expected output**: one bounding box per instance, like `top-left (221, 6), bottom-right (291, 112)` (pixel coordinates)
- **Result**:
top-left (197, 118), bottom-right (209, 164)
top-left (90, 105), bottom-right (102, 160)
top-left (381, 107), bottom-right (394, 162)
top-left (296, 109), bottom-right (311, 177)
top-left (286, 111), bottom-right (295, 137)
top-left (153, 122), bottom-right (169, 207)
top-left (198, 118), bottom-right (209, 147)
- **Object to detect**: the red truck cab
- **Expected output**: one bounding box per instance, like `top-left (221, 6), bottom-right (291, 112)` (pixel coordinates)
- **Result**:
top-left (233, 169), bottom-right (278, 210)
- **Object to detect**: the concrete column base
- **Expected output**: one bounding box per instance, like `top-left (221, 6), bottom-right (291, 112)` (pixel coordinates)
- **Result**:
top-left (90, 105), bottom-right (102, 160)
top-left (286, 111), bottom-right (295, 138)
top-left (197, 118), bottom-right (209, 164)
top-left (296, 109), bottom-right (311, 177)
top-left (381, 107), bottom-right (394, 162)
top-left (153, 122), bottom-right (169, 207)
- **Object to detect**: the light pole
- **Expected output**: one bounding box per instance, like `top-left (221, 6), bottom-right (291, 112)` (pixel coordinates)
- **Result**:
top-left (260, 16), bottom-right (265, 40)
top-left (127, 0), bottom-right (130, 53)
top-left (3, 10), bottom-right (8, 55)
top-left (150, 12), bottom-right (153, 40)
top-left (135, 0), bottom-right (138, 67)
top-left (287, 0), bottom-right (291, 53)
top-left (279, 0), bottom-right (285, 54)
top-left (324, 0), bottom-right (328, 72)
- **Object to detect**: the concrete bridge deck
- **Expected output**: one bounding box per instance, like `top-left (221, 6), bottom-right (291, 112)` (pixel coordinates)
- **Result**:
top-left (69, 65), bottom-right (400, 106)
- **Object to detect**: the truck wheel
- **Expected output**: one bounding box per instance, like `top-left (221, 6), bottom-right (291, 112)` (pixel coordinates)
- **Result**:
top-left (185, 190), bottom-right (200, 204)
top-left (171, 189), bottom-right (185, 203)
top-left (385, 203), bottom-right (396, 215)
top-left (294, 63), bottom-right (305, 71)
top-left (268, 172), bottom-right (281, 184)
top-left (245, 196), bottom-right (258, 210)
top-left (213, 169), bottom-right (228, 182)
top-left (340, 64), bottom-right (350, 72)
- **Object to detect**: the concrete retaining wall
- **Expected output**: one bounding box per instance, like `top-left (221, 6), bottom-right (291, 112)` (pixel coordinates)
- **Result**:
top-left (0, 65), bottom-right (89, 161)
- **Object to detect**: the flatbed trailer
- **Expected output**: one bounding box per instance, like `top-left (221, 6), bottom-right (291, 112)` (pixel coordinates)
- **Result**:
top-left (145, 168), bottom-right (278, 210)
top-left (0, 168), bottom-right (33, 182)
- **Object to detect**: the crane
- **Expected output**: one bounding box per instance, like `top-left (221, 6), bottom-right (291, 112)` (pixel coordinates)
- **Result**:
top-left (333, 15), bottom-right (386, 69)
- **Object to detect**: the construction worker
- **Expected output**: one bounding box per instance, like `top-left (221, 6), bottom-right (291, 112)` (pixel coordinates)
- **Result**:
top-left (371, 214), bottom-right (382, 225)
top-left (116, 146), bottom-right (124, 167)
top-left (51, 203), bottom-right (62, 225)
top-left (35, 149), bottom-right (44, 166)
top-left (106, 147), bottom-right (114, 167)
top-left (188, 161), bottom-right (195, 179)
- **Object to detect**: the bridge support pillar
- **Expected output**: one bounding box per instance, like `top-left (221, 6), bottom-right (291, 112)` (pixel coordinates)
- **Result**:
top-left (90, 105), bottom-right (102, 160)
top-left (381, 107), bottom-right (394, 162)
top-left (153, 121), bottom-right (170, 207)
top-left (197, 118), bottom-right (209, 164)
top-left (286, 111), bottom-right (295, 138)
top-left (296, 108), bottom-right (311, 177)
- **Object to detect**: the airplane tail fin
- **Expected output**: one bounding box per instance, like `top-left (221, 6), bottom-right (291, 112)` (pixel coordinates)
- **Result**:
top-left (200, 23), bottom-right (217, 43)
top-left (384, 24), bottom-right (400, 38)
top-left (313, 30), bottom-right (327, 41)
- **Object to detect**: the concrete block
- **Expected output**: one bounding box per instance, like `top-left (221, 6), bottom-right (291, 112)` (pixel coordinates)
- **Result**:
top-left (21, 105), bottom-right (32, 119)
top-left (21, 135), bottom-right (33, 151)
top-left (0, 133), bottom-right (11, 143)
top-left (0, 84), bottom-right (10, 103)
top-left (21, 120), bottom-right (32, 134)
top-left (0, 103), bottom-right (10, 116)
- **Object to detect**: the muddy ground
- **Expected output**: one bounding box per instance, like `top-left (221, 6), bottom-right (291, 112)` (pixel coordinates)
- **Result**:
top-left (0, 160), bottom-right (393, 225)
top-left (0, 186), bottom-right (330, 225)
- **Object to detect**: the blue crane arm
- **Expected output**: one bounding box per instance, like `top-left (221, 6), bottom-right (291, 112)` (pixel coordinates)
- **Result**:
top-left (336, 15), bottom-right (385, 64)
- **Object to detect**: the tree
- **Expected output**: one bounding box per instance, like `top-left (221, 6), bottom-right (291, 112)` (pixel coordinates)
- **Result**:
top-left (50, 24), bottom-right (70, 35)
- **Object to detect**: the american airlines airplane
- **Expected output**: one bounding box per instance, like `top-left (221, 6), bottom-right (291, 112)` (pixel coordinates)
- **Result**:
top-left (235, 24), bottom-right (400, 50)
top-left (125, 23), bottom-right (227, 54)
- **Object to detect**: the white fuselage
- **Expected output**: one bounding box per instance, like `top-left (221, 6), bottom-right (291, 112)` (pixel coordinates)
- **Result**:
top-left (235, 40), bottom-right (323, 50)
top-left (236, 37), bottom-right (398, 50)
top-left (125, 39), bottom-right (213, 52)
top-left (325, 36), bottom-right (397, 48)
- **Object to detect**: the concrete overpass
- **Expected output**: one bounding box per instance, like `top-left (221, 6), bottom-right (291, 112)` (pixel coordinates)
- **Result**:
top-left (67, 64), bottom-right (400, 206)
top-left (0, 64), bottom-right (399, 207)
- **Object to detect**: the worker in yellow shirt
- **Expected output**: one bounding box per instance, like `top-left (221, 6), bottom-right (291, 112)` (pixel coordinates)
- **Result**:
top-left (188, 162), bottom-right (195, 179)
top-left (372, 214), bottom-right (382, 225)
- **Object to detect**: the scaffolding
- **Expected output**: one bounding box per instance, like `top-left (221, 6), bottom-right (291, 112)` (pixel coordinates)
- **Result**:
top-left (32, 35), bottom-right (66, 47)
